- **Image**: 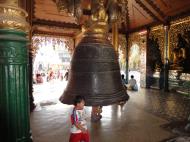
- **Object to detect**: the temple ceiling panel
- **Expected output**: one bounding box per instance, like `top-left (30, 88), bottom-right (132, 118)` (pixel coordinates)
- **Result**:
top-left (128, 0), bottom-right (155, 29)
top-left (34, 0), bottom-right (77, 24)
top-left (152, 0), bottom-right (190, 17)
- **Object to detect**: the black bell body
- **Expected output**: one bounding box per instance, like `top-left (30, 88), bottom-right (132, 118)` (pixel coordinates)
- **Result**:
top-left (59, 35), bottom-right (129, 106)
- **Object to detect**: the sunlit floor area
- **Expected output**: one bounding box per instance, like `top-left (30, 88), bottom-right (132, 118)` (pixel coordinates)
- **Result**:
top-left (30, 86), bottom-right (190, 142)
top-left (33, 80), bottom-right (67, 109)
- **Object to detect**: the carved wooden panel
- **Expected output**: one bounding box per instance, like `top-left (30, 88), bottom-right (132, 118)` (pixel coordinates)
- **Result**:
top-left (32, 34), bottom-right (74, 56)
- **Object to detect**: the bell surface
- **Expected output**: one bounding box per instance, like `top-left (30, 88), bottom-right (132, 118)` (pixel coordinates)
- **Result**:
top-left (59, 36), bottom-right (129, 106)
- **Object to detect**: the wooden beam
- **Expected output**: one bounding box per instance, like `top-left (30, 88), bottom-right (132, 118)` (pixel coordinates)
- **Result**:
top-left (126, 2), bottom-right (130, 32)
top-left (32, 0), bottom-right (36, 22)
top-left (128, 21), bottom-right (163, 34)
top-left (33, 30), bottom-right (75, 37)
top-left (135, 0), bottom-right (160, 22)
top-left (166, 8), bottom-right (190, 22)
top-left (145, 0), bottom-right (166, 21)
top-left (32, 19), bottom-right (81, 29)
top-left (127, 8), bottom-right (190, 34)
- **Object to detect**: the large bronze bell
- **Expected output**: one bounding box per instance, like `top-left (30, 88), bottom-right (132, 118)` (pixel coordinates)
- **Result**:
top-left (59, 35), bottom-right (129, 106)
top-left (59, 0), bottom-right (129, 106)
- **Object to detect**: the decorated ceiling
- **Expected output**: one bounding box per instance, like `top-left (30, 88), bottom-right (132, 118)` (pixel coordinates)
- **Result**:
top-left (32, 0), bottom-right (190, 37)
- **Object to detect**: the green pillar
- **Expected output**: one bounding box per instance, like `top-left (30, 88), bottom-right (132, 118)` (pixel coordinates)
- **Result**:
top-left (0, 2), bottom-right (32, 141)
top-left (0, 30), bottom-right (32, 142)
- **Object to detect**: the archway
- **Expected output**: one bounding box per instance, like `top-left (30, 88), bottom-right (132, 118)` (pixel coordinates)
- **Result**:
top-left (128, 43), bottom-right (141, 86)
top-left (32, 34), bottom-right (74, 108)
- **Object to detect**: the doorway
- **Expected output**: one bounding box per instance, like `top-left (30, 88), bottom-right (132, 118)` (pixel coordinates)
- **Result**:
top-left (128, 43), bottom-right (141, 87)
top-left (32, 35), bottom-right (73, 108)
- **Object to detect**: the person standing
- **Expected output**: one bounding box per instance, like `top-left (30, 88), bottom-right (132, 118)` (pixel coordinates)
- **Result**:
top-left (69, 96), bottom-right (90, 142)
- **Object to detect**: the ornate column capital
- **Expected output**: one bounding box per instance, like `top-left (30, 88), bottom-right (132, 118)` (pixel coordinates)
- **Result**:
top-left (0, 0), bottom-right (30, 32)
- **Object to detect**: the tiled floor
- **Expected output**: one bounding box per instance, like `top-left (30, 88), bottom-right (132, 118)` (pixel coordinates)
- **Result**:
top-left (30, 88), bottom-right (190, 142)
top-left (129, 89), bottom-right (190, 121)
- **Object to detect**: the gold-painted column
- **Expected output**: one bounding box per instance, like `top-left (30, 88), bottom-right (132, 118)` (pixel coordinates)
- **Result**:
top-left (164, 25), bottom-right (170, 92)
top-left (112, 22), bottom-right (119, 53)
top-left (110, 0), bottom-right (119, 53)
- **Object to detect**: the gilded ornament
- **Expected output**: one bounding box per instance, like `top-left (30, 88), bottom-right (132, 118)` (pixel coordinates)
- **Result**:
top-left (169, 16), bottom-right (190, 71)
top-left (0, 4), bottom-right (29, 32)
top-left (32, 34), bottom-right (74, 55)
top-left (85, 0), bottom-right (109, 38)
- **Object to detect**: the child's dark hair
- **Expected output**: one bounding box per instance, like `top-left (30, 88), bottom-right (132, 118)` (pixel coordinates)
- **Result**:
top-left (73, 95), bottom-right (85, 106)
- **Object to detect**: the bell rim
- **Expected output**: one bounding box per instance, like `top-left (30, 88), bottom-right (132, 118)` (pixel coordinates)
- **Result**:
top-left (59, 90), bottom-right (129, 106)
